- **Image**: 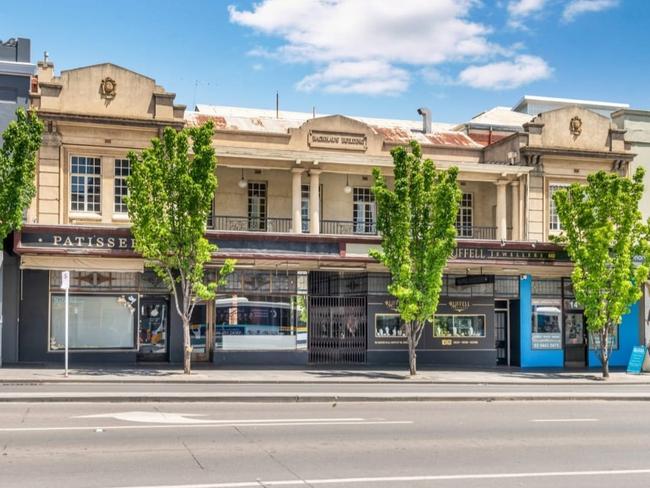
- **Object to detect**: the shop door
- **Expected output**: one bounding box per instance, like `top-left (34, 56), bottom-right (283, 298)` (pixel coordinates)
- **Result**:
top-left (138, 297), bottom-right (169, 362)
top-left (308, 296), bottom-right (367, 365)
top-left (494, 310), bottom-right (508, 366)
top-left (564, 311), bottom-right (587, 367)
top-left (190, 303), bottom-right (212, 362)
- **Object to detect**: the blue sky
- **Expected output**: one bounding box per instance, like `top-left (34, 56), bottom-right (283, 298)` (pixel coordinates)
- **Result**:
top-left (1, 0), bottom-right (648, 123)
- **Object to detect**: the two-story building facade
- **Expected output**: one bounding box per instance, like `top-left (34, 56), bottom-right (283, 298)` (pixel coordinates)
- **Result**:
top-left (5, 61), bottom-right (642, 369)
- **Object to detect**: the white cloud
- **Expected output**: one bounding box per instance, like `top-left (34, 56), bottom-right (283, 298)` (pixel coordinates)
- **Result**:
top-left (458, 55), bottom-right (552, 90)
top-left (228, 0), bottom-right (552, 94)
top-left (507, 0), bottom-right (548, 27)
top-left (296, 61), bottom-right (409, 95)
top-left (562, 0), bottom-right (619, 22)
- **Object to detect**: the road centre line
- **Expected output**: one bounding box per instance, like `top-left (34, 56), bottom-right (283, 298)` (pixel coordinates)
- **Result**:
top-left (108, 468), bottom-right (650, 488)
top-left (532, 418), bottom-right (599, 422)
top-left (0, 420), bottom-right (412, 433)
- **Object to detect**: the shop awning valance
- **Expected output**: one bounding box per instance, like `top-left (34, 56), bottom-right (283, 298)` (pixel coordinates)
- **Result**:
top-left (20, 255), bottom-right (144, 273)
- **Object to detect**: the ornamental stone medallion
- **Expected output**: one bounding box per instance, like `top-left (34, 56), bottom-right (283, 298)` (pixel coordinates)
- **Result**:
top-left (100, 77), bottom-right (117, 99)
top-left (570, 116), bottom-right (582, 136)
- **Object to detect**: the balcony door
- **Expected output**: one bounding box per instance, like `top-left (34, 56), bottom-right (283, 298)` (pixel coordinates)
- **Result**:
top-left (456, 192), bottom-right (473, 237)
top-left (247, 181), bottom-right (267, 231)
top-left (353, 187), bottom-right (376, 234)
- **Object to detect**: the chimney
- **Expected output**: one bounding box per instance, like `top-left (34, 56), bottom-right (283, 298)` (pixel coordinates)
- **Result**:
top-left (417, 107), bottom-right (431, 134)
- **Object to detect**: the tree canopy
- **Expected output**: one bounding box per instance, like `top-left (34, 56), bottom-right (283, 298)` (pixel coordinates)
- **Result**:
top-left (372, 140), bottom-right (461, 375)
top-left (553, 168), bottom-right (650, 377)
top-left (0, 108), bottom-right (44, 240)
top-left (127, 121), bottom-right (234, 373)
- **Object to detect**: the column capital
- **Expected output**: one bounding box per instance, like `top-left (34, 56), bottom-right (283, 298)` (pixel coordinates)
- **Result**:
top-left (495, 179), bottom-right (510, 186)
top-left (510, 180), bottom-right (520, 187)
top-left (309, 169), bottom-right (322, 176)
top-left (291, 167), bottom-right (305, 174)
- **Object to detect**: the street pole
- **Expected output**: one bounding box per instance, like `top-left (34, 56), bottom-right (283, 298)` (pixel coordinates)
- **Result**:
top-left (61, 271), bottom-right (70, 377)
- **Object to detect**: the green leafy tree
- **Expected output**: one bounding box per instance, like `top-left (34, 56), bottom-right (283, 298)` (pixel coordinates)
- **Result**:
top-left (553, 169), bottom-right (650, 378)
top-left (372, 140), bottom-right (461, 376)
top-left (0, 108), bottom-right (44, 241)
top-left (127, 121), bottom-right (234, 374)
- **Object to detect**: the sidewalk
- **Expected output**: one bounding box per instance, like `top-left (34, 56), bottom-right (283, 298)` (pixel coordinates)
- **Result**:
top-left (1, 365), bottom-right (649, 384)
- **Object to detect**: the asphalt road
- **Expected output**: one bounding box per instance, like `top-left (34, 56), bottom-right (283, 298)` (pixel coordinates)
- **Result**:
top-left (2, 401), bottom-right (650, 488)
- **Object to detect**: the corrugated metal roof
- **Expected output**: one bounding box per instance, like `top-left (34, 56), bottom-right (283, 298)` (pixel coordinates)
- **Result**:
top-left (187, 105), bottom-right (477, 148)
top-left (467, 106), bottom-right (533, 127)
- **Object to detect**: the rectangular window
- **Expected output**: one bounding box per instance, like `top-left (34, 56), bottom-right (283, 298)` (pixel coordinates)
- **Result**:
top-left (49, 294), bottom-right (136, 350)
top-left (247, 182), bottom-right (267, 231)
top-left (549, 184), bottom-right (569, 231)
top-left (70, 156), bottom-right (101, 213)
top-left (375, 314), bottom-right (405, 338)
top-left (456, 192), bottom-right (473, 237)
top-left (301, 184), bottom-right (310, 233)
top-left (215, 295), bottom-right (308, 350)
top-left (531, 301), bottom-right (562, 349)
top-left (113, 158), bottom-right (131, 214)
top-left (433, 315), bottom-right (486, 337)
top-left (353, 187), bottom-right (376, 234)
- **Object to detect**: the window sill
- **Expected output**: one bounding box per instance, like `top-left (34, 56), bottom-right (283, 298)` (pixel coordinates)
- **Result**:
top-left (69, 212), bottom-right (102, 221)
top-left (112, 213), bottom-right (130, 222)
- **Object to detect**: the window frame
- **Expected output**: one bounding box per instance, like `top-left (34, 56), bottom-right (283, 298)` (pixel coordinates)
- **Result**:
top-left (70, 155), bottom-right (102, 214)
top-left (456, 191), bottom-right (474, 237)
top-left (352, 187), bottom-right (376, 234)
top-left (113, 158), bottom-right (131, 214)
top-left (548, 183), bottom-right (570, 232)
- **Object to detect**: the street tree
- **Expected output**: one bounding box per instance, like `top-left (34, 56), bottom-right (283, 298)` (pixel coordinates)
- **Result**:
top-left (371, 140), bottom-right (461, 376)
top-left (127, 121), bottom-right (234, 374)
top-left (553, 169), bottom-right (650, 378)
top-left (0, 108), bottom-right (44, 241)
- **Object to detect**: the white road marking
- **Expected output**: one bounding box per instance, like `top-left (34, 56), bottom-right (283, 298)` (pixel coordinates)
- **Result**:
top-left (75, 412), bottom-right (365, 425)
top-left (532, 418), bottom-right (599, 422)
top-left (106, 468), bottom-right (650, 488)
top-left (0, 420), bottom-right (412, 433)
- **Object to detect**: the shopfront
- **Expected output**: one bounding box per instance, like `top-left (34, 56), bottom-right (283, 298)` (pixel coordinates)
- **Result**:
top-left (519, 276), bottom-right (640, 368)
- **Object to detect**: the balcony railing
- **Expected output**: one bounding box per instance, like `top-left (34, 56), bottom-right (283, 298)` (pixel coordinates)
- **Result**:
top-left (208, 216), bottom-right (499, 240)
top-left (210, 215), bottom-right (292, 233)
top-left (455, 226), bottom-right (497, 240)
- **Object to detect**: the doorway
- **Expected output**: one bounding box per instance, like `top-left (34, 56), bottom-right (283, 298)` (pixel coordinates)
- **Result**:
top-left (138, 296), bottom-right (169, 362)
top-left (494, 299), bottom-right (509, 366)
top-left (190, 302), bottom-right (212, 362)
top-left (564, 309), bottom-right (587, 367)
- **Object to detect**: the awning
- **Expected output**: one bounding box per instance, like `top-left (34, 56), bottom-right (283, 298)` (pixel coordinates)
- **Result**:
top-left (20, 255), bottom-right (144, 273)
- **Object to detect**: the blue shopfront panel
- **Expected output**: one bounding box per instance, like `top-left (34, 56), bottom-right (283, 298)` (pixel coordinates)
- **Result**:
top-left (588, 302), bottom-right (640, 368)
top-left (520, 275), bottom-right (564, 368)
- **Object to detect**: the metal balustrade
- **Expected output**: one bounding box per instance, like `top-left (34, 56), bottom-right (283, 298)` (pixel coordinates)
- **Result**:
top-left (208, 215), bottom-right (501, 240)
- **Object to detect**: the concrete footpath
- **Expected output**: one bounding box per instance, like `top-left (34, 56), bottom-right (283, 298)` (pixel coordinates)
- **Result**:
top-left (2, 365), bottom-right (650, 402)
top-left (1, 364), bottom-right (649, 384)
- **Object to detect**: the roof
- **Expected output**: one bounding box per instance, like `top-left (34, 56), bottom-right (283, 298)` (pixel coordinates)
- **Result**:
top-left (513, 95), bottom-right (629, 112)
top-left (187, 105), bottom-right (480, 149)
top-left (464, 106), bottom-right (533, 128)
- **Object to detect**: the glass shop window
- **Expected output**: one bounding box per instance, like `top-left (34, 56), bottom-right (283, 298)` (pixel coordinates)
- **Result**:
top-left (215, 295), bottom-right (307, 350)
top-left (49, 294), bottom-right (137, 350)
top-left (531, 301), bottom-right (562, 350)
top-left (433, 315), bottom-right (486, 337)
top-left (375, 314), bottom-right (405, 338)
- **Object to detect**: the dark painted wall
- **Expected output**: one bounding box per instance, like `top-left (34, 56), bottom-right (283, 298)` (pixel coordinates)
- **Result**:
top-left (1, 254), bottom-right (19, 363)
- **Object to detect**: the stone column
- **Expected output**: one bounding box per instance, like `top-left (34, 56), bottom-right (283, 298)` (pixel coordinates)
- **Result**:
top-left (510, 180), bottom-right (520, 241)
top-left (495, 180), bottom-right (508, 240)
top-left (291, 168), bottom-right (304, 233)
top-left (309, 169), bottom-right (321, 234)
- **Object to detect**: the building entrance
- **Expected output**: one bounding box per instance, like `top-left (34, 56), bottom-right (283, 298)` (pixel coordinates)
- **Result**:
top-left (564, 309), bottom-right (587, 367)
top-left (138, 297), bottom-right (169, 362)
top-left (494, 299), bottom-right (509, 366)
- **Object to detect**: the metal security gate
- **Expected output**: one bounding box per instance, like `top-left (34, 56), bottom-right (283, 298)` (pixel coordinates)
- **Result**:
top-left (495, 299), bottom-right (509, 366)
top-left (308, 296), bottom-right (367, 364)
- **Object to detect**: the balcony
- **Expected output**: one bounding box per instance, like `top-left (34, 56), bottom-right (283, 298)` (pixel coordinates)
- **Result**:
top-left (208, 215), bottom-right (499, 240)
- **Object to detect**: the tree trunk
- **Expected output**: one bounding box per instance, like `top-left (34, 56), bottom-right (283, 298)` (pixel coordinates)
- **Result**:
top-left (600, 329), bottom-right (609, 379)
top-left (183, 317), bottom-right (192, 375)
top-left (406, 321), bottom-right (417, 376)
